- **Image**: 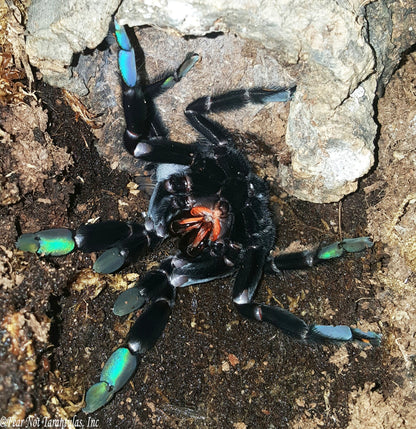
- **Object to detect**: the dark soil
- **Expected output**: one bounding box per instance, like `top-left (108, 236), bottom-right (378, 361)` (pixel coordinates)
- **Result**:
top-left (1, 80), bottom-right (389, 428)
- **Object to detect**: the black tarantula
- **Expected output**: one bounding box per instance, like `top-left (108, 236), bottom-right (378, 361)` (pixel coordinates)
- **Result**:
top-left (17, 19), bottom-right (381, 413)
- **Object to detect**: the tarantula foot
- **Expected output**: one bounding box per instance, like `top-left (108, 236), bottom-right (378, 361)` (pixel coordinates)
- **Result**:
top-left (16, 229), bottom-right (75, 256)
top-left (83, 347), bottom-right (138, 414)
top-left (350, 327), bottom-right (382, 346)
top-left (162, 53), bottom-right (200, 89)
top-left (93, 247), bottom-right (129, 274)
top-left (317, 237), bottom-right (373, 260)
top-left (113, 286), bottom-right (147, 316)
top-left (310, 325), bottom-right (381, 346)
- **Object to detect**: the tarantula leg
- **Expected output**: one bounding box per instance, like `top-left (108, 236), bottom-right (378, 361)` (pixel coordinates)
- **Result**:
top-left (114, 20), bottom-right (148, 152)
top-left (17, 221), bottom-right (161, 274)
top-left (236, 302), bottom-right (381, 346)
top-left (112, 245), bottom-right (234, 348)
top-left (77, 221), bottom-right (160, 273)
top-left (144, 52), bottom-right (200, 97)
top-left (188, 87), bottom-right (296, 115)
top-left (113, 258), bottom-right (174, 316)
top-left (184, 86), bottom-right (295, 145)
top-left (83, 303), bottom-right (171, 413)
top-left (84, 260), bottom-right (176, 413)
top-left (112, 250), bottom-right (233, 321)
top-left (83, 299), bottom-right (174, 413)
top-left (115, 20), bottom-right (199, 152)
top-left (132, 137), bottom-right (196, 165)
top-left (266, 237), bottom-right (374, 272)
top-left (233, 244), bottom-right (381, 346)
top-left (170, 253), bottom-right (236, 287)
top-left (232, 247), bottom-right (268, 305)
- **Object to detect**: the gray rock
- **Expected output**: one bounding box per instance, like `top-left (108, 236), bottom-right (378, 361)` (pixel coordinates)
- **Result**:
top-left (25, 0), bottom-right (416, 202)
top-left (26, 0), bottom-right (118, 94)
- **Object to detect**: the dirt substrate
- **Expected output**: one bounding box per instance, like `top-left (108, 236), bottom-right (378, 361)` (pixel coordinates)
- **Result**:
top-left (1, 18), bottom-right (416, 429)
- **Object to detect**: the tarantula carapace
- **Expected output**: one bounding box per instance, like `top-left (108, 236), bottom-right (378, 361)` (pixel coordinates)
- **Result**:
top-left (17, 19), bottom-right (381, 413)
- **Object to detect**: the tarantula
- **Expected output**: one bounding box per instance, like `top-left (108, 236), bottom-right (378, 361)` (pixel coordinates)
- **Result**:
top-left (16, 19), bottom-right (381, 413)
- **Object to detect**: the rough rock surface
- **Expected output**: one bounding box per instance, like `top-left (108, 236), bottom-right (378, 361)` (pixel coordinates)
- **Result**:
top-left (25, 0), bottom-right (415, 202)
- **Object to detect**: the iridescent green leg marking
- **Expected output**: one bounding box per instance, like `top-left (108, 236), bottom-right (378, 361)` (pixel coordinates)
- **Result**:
top-left (16, 229), bottom-right (75, 256)
top-left (83, 347), bottom-right (138, 413)
top-left (317, 237), bottom-right (373, 260)
top-left (160, 53), bottom-right (200, 90)
top-left (114, 19), bottom-right (137, 88)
